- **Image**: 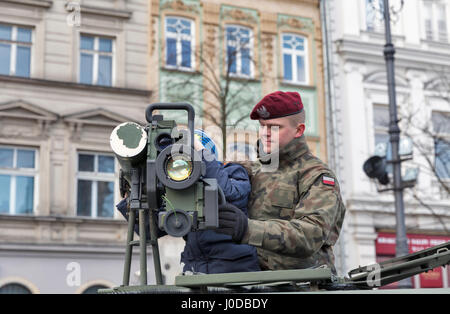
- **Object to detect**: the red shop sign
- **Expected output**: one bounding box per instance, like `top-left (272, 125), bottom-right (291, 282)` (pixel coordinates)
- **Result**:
top-left (376, 232), bottom-right (450, 288)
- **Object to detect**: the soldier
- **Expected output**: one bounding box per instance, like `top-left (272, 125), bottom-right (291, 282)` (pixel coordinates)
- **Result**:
top-left (216, 91), bottom-right (346, 274)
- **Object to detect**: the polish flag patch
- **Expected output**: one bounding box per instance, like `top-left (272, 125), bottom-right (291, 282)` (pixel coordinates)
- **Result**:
top-left (322, 176), bottom-right (335, 186)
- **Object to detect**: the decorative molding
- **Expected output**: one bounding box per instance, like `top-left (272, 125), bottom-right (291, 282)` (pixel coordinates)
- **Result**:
top-left (63, 108), bottom-right (138, 142)
top-left (278, 17), bottom-right (314, 33)
top-left (0, 99), bottom-right (58, 121)
top-left (64, 4), bottom-right (132, 20)
top-left (260, 12), bottom-right (277, 35)
top-left (0, 75), bottom-right (151, 97)
top-left (62, 108), bottom-right (137, 127)
top-left (0, 99), bottom-right (57, 138)
top-left (336, 39), bottom-right (450, 68)
top-left (151, 0), bottom-right (160, 17)
top-left (364, 70), bottom-right (409, 87)
top-left (261, 33), bottom-right (274, 72)
top-left (160, 0), bottom-right (199, 14)
top-left (343, 61), bottom-right (367, 76)
top-left (314, 24), bottom-right (322, 42)
top-left (204, 24), bottom-right (217, 61)
top-left (0, 0), bottom-right (52, 9)
top-left (222, 8), bottom-right (257, 25)
top-left (150, 16), bottom-right (157, 56)
top-left (424, 76), bottom-right (450, 91)
top-left (202, 2), bottom-right (220, 26)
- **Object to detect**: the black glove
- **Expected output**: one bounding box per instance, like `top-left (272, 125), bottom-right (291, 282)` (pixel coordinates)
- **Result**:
top-left (216, 203), bottom-right (248, 243)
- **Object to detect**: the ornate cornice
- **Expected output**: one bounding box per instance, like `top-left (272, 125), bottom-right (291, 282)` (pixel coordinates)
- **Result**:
top-left (278, 17), bottom-right (314, 33)
top-left (160, 0), bottom-right (199, 14)
top-left (222, 8), bottom-right (257, 25)
top-left (63, 3), bottom-right (132, 19)
top-left (261, 34), bottom-right (274, 72)
top-left (260, 12), bottom-right (277, 34)
top-left (79, 5), bottom-right (132, 19)
top-left (202, 2), bottom-right (220, 26)
top-left (0, 75), bottom-right (151, 97)
top-left (0, 0), bottom-right (52, 8)
top-left (151, 0), bottom-right (160, 17)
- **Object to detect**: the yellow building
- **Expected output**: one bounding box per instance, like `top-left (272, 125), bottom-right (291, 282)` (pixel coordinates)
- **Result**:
top-left (148, 0), bottom-right (328, 161)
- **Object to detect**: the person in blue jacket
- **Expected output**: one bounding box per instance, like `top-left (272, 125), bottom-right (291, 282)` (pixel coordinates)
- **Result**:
top-left (116, 130), bottom-right (260, 274)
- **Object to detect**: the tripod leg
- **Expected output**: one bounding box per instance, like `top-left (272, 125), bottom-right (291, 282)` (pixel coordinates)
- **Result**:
top-left (122, 209), bottom-right (135, 286)
top-left (139, 209), bottom-right (148, 286)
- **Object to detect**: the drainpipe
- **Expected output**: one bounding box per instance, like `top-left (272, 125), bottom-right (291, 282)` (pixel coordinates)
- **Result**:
top-left (320, 0), bottom-right (347, 276)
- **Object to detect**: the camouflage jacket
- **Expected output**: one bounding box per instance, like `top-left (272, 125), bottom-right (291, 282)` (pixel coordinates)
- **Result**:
top-left (240, 136), bottom-right (346, 273)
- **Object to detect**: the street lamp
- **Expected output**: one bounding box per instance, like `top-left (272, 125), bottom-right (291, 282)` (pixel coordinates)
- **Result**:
top-left (367, 0), bottom-right (412, 289)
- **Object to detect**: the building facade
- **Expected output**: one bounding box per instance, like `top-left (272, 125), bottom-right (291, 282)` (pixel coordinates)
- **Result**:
top-left (0, 0), bottom-right (157, 293)
top-left (323, 0), bottom-right (450, 288)
top-left (146, 0), bottom-right (330, 283)
top-left (148, 0), bottom-right (328, 160)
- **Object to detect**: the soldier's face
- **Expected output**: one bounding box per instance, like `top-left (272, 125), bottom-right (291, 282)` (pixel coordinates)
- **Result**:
top-left (259, 117), bottom-right (305, 153)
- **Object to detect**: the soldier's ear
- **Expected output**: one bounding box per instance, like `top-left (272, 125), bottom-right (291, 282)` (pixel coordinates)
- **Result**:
top-left (295, 123), bottom-right (305, 138)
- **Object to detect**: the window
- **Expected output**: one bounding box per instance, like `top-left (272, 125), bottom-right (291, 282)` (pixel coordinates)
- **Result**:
top-left (282, 34), bottom-right (308, 85)
top-left (0, 147), bottom-right (37, 215)
top-left (432, 112), bottom-right (450, 179)
top-left (0, 24), bottom-right (32, 77)
top-left (79, 35), bottom-right (113, 86)
top-left (225, 25), bottom-right (253, 77)
top-left (81, 285), bottom-right (108, 294)
top-left (423, 1), bottom-right (448, 42)
top-left (227, 143), bottom-right (257, 161)
top-left (365, 0), bottom-right (385, 33)
top-left (373, 105), bottom-right (393, 172)
top-left (0, 283), bottom-right (32, 294)
top-left (76, 153), bottom-right (115, 218)
top-left (165, 17), bottom-right (195, 70)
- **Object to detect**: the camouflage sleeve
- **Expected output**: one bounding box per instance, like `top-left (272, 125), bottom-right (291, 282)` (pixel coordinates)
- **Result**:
top-left (241, 173), bottom-right (343, 258)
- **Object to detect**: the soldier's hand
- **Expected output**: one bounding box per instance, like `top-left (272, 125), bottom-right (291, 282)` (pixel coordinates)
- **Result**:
top-left (216, 203), bottom-right (248, 243)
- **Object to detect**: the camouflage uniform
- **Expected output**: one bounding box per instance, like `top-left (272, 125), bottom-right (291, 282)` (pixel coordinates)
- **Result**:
top-left (240, 135), bottom-right (346, 273)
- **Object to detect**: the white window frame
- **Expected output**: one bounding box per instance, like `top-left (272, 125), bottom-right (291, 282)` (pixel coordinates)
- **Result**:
top-left (79, 34), bottom-right (115, 86)
top-left (422, 0), bottom-right (448, 43)
top-left (164, 16), bottom-right (195, 71)
top-left (372, 104), bottom-right (394, 174)
top-left (0, 146), bottom-right (38, 215)
top-left (364, 0), bottom-right (385, 33)
top-left (432, 111), bottom-right (450, 180)
top-left (76, 152), bottom-right (116, 219)
top-left (281, 33), bottom-right (309, 85)
top-left (0, 24), bottom-right (33, 77)
top-left (225, 24), bottom-right (254, 79)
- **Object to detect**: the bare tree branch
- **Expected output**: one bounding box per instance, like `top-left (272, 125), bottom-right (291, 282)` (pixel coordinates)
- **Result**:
top-left (408, 191), bottom-right (450, 235)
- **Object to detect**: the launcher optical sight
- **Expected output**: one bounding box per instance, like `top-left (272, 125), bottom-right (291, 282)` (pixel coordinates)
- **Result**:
top-left (110, 103), bottom-right (221, 238)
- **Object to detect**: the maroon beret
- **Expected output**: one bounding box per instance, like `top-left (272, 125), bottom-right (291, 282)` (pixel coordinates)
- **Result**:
top-left (250, 91), bottom-right (304, 120)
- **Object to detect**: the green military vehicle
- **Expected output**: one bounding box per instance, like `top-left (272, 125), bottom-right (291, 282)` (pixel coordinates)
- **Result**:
top-left (101, 103), bottom-right (450, 294)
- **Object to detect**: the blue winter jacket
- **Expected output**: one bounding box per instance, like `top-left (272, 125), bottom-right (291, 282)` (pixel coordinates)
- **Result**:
top-left (180, 150), bottom-right (260, 274)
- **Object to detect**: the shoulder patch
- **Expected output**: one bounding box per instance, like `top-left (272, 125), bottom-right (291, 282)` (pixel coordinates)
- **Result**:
top-left (322, 175), bottom-right (335, 186)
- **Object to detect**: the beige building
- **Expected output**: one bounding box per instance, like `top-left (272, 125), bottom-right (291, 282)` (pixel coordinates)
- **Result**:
top-left (148, 0), bottom-right (328, 160)
top-left (0, 0), bottom-right (157, 293)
